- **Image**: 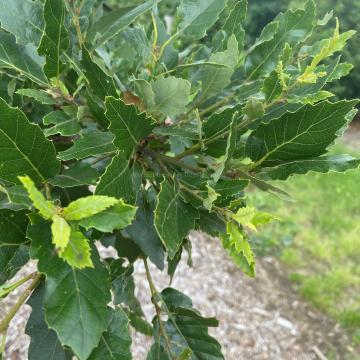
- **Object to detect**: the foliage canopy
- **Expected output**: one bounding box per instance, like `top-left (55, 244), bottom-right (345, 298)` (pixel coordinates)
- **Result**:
top-left (0, 0), bottom-right (359, 359)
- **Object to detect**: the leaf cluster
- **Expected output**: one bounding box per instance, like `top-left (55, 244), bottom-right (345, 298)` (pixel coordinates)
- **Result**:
top-left (0, 0), bottom-right (358, 359)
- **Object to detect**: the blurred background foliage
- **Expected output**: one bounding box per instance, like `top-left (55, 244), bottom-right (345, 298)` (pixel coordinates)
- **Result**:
top-left (247, 0), bottom-right (360, 101)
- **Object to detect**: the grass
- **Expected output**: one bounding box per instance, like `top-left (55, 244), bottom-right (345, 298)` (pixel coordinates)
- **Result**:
top-left (248, 144), bottom-right (360, 345)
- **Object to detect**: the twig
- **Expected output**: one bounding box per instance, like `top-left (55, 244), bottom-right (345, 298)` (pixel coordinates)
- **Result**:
top-left (0, 273), bottom-right (43, 334)
top-left (0, 272), bottom-right (38, 299)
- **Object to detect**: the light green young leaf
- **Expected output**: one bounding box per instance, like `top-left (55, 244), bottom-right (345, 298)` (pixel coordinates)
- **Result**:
top-left (155, 179), bottom-right (198, 259)
top-left (298, 19), bottom-right (356, 84)
top-left (16, 89), bottom-right (56, 105)
top-left (328, 63), bottom-right (353, 82)
top-left (57, 132), bottom-right (116, 161)
top-left (38, 0), bottom-right (69, 79)
top-left (51, 214), bottom-right (71, 251)
top-left (18, 176), bottom-right (56, 220)
top-left (63, 195), bottom-right (119, 221)
top-left (203, 184), bottom-right (219, 211)
top-left (0, 0), bottom-right (44, 45)
top-left (225, 222), bottom-right (255, 275)
top-left (152, 76), bottom-right (191, 117)
top-left (0, 32), bottom-right (48, 86)
top-left (106, 97), bottom-right (155, 156)
top-left (231, 206), bottom-right (257, 231)
top-left (79, 201), bottom-right (137, 233)
top-left (59, 229), bottom-right (93, 269)
top-left (177, 0), bottom-right (226, 40)
top-left (289, 90), bottom-right (334, 105)
top-left (246, 100), bottom-right (359, 168)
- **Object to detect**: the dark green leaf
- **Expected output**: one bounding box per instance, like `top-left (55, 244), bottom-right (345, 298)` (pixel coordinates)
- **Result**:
top-left (0, 244), bottom-right (29, 284)
top-left (43, 107), bottom-right (81, 137)
top-left (0, 97), bottom-right (60, 184)
top-left (28, 221), bottom-right (112, 360)
top-left (106, 97), bottom-right (155, 156)
top-left (155, 179), bottom-right (198, 259)
top-left (0, 32), bottom-right (48, 86)
top-left (38, 0), bottom-right (69, 79)
top-left (49, 163), bottom-right (99, 188)
top-left (96, 151), bottom-right (143, 205)
top-left (81, 48), bottom-right (117, 100)
top-left (57, 132), bottom-right (116, 161)
top-left (122, 191), bottom-right (165, 270)
top-left (258, 155), bottom-right (360, 181)
top-left (88, 308), bottom-right (132, 360)
top-left (26, 282), bottom-right (73, 360)
top-left (0, 210), bottom-right (28, 245)
top-left (246, 100), bottom-right (358, 167)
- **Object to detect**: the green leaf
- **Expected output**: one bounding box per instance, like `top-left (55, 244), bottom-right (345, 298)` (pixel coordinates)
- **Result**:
top-left (18, 176), bottom-right (56, 219)
top-left (63, 195), bottom-right (119, 221)
top-left (128, 313), bottom-right (153, 336)
top-left (43, 107), bottom-right (81, 137)
top-left (200, 35), bottom-right (239, 101)
top-left (57, 132), bottom-right (116, 161)
top-left (203, 183), bottom-right (219, 211)
top-left (152, 76), bottom-right (191, 117)
top-left (328, 62), bottom-right (353, 82)
top-left (132, 78), bottom-right (156, 110)
top-left (246, 0), bottom-right (316, 79)
top-left (0, 98), bottom-right (60, 184)
top-left (0, 184), bottom-right (32, 210)
top-left (154, 179), bottom-right (198, 259)
top-left (0, 0), bottom-right (44, 46)
top-left (0, 209), bottom-right (28, 245)
top-left (122, 191), bottom-right (165, 270)
top-left (59, 229), bottom-right (93, 269)
top-left (88, 1), bottom-right (156, 49)
top-left (262, 67), bottom-right (284, 102)
top-left (203, 106), bottom-right (242, 157)
top-left (212, 110), bottom-right (239, 182)
top-left (148, 288), bottom-right (224, 359)
top-left (96, 151), bottom-right (142, 205)
top-left (38, 0), bottom-right (69, 79)
top-left (0, 32), bottom-right (48, 86)
top-left (79, 200), bottom-right (137, 233)
top-left (298, 20), bottom-right (356, 84)
top-left (177, 0), bottom-right (226, 40)
top-left (258, 155), bottom-right (360, 181)
top-left (81, 48), bottom-right (117, 100)
top-left (51, 214), bottom-right (71, 250)
top-left (223, 222), bottom-right (255, 277)
top-left (0, 244), bottom-right (29, 284)
top-left (289, 90), bottom-right (334, 105)
top-left (106, 97), bottom-right (155, 156)
top-left (246, 100), bottom-right (359, 168)
top-left (28, 221), bottom-right (111, 360)
top-left (49, 163), bottom-right (99, 188)
top-left (88, 308), bottom-right (132, 360)
top-left (16, 89), bottom-right (56, 105)
top-left (222, 0), bottom-right (247, 52)
top-left (26, 282), bottom-right (73, 360)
